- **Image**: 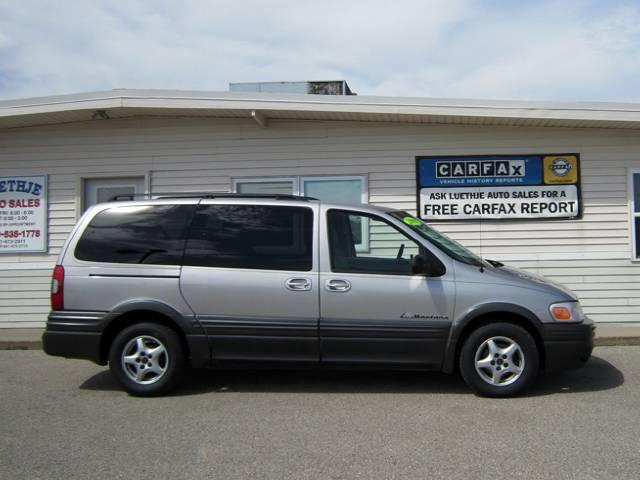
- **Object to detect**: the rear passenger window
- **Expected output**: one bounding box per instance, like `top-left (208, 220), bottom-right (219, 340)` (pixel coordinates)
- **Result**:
top-left (184, 205), bottom-right (313, 271)
top-left (75, 205), bottom-right (193, 265)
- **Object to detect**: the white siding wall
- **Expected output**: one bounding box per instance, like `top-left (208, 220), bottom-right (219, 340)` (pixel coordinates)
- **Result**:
top-left (0, 117), bottom-right (638, 327)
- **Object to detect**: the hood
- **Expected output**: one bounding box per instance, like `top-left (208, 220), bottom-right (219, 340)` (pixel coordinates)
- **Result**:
top-left (483, 262), bottom-right (578, 300)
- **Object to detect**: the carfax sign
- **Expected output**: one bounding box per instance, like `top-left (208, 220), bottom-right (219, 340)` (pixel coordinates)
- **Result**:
top-left (416, 154), bottom-right (581, 221)
top-left (0, 175), bottom-right (48, 253)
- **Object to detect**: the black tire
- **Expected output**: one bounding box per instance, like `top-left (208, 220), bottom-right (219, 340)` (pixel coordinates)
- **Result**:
top-left (459, 322), bottom-right (539, 398)
top-left (108, 322), bottom-right (187, 396)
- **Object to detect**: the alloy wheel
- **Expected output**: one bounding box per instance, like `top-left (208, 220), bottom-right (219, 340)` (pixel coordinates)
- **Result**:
top-left (120, 335), bottom-right (169, 385)
top-left (474, 336), bottom-right (525, 387)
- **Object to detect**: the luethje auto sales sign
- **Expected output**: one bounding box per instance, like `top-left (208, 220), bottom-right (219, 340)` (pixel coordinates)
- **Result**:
top-left (415, 154), bottom-right (581, 221)
top-left (0, 176), bottom-right (48, 253)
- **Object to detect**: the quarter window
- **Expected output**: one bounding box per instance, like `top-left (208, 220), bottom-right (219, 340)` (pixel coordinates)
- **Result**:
top-left (184, 205), bottom-right (313, 271)
top-left (75, 205), bottom-right (193, 264)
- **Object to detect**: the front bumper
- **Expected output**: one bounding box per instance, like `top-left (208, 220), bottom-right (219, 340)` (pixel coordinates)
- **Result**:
top-left (541, 318), bottom-right (595, 371)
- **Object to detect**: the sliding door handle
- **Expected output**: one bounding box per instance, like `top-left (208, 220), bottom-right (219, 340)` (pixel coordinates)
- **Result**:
top-left (285, 278), bottom-right (312, 291)
top-left (325, 279), bottom-right (352, 292)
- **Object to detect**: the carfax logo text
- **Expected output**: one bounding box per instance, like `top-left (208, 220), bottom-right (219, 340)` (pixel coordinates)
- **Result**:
top-left (436, 160), bottom-right (526, 178)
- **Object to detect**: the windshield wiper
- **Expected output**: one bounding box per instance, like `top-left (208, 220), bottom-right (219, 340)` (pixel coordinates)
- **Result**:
top-left (486, 259), bottom-right (504, 268)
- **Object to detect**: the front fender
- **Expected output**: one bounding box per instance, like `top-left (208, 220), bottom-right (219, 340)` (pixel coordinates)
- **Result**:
top-left (442, 302), bottom-right (544, 374)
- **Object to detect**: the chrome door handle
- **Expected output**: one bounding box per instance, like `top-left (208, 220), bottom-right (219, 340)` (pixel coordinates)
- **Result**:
top-left (326, 279), bottom-right (352, 292)
top-left (285, 278), bottom-right (312, 291)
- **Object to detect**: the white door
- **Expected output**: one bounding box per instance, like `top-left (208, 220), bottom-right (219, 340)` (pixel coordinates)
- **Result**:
top-left (83, 177), bottom-right (145, 211)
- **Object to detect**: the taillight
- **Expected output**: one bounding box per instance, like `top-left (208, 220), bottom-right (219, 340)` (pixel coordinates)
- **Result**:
top-left (51, 265), bottom-right (65, 310)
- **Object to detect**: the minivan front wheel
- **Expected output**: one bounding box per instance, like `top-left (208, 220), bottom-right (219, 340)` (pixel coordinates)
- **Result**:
top-left (108, 323), bottom-right (186, 396)
top-left (460, 322), bottom-right (539, 397)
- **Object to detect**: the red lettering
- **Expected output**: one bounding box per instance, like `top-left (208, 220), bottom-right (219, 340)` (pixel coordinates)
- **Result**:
top-left (8, 199), bottom-right (39, 208)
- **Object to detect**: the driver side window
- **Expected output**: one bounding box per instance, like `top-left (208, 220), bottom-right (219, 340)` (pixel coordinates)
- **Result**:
top-left (328, 210), bottom-right (423, 275)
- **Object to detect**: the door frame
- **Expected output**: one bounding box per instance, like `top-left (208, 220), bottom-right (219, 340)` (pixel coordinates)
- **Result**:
top-left (317, 204), bottom-right (455, 365)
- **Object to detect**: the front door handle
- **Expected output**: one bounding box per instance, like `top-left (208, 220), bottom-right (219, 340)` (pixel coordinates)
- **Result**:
top-left (285, 278), bottom-right (312, 291)
top-left (326, 279), bottom-right (352, 292)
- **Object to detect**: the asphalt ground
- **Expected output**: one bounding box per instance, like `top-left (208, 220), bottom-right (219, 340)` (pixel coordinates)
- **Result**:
top-left (1, 347), bottom-right (639, 480)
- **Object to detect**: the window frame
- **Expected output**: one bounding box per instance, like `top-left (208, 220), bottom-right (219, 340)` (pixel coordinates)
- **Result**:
top-left (232, 174), bottom-right (368, 250)
top-left (231, 176), bottom-right (298, 195)
top-left (299, 175), bottom-right (368, 203)
top-left (231, 175), bottom-right (368, 201)
top-left (327, 208), bottom-right (425, 276)
top-left (629, 168), bottom-right (640, 261)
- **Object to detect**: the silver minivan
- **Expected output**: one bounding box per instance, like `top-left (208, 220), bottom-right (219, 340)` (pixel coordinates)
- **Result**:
top-left (43, 194), bottom-right (594, 397)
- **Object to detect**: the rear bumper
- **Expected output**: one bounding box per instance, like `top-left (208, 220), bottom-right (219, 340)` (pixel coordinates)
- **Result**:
top-left (541, 318), bottom-right (595, 371)
top-left (43, 311), bottom-right (107, 365)
top-left (43, 330), bottom-right (104, 364)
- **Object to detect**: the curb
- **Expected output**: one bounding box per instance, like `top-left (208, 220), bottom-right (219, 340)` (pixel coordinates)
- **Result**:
top-left (1, 338), bottom-right (640, 351)
top-left (595, 337), bottom-right (640, 347)
top-left (0, 341), bottom-right (42, 350)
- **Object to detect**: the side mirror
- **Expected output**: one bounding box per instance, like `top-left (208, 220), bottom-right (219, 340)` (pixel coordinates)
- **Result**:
top-left (412, 254), bottom-right (446, 277)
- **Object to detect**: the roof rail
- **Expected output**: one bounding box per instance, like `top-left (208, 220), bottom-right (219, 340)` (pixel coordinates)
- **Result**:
top-left (110, 192), bottom-right (318, 202)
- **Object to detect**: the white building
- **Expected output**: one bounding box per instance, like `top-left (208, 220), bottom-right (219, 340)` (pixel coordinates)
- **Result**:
top-left (0, 85), bottom-right (639, 329)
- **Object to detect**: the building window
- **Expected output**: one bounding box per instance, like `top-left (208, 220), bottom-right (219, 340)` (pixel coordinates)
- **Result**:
top-left (235, 177), bottom-right (296, 195)
top-left (301, 176), bottom-right (365, 204)
top-left (631, 169), bottom-right (640, 259)
top-left (233, 175), bottom-right (368, 250)
top-left (83, 177), bottom-right (145, 211)
top-left (233, 176), bottom-right (366, 201)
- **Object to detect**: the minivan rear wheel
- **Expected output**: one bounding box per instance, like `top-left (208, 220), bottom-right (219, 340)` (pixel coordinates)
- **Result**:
top-left (459, 322), bottom-right (539, 397)
top-left (108, 323), bottom-right (186, 396)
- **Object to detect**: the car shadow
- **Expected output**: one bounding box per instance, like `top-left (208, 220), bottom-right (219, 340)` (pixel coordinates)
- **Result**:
top-left (528, 355), bottom-right (625, 396)
top-left (79, 354), bottom-right (623, 398)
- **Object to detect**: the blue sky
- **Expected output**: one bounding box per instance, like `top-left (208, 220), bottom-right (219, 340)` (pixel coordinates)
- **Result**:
top-left (0, 0), bottom-right (639, 101)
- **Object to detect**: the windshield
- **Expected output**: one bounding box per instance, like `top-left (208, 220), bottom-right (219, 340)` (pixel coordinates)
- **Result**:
top-left (389, 211), bottom-right (485, 267)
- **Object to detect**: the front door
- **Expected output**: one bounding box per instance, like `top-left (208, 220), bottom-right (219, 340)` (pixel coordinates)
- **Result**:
top-left (180, 202), bottom-right (320, 363)
top-left (319, 209), bottom-right (454, 367)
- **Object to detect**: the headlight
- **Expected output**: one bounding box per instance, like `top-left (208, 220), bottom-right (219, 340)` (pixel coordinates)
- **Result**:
top-left (549, 302), bottom-right (585, 322)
